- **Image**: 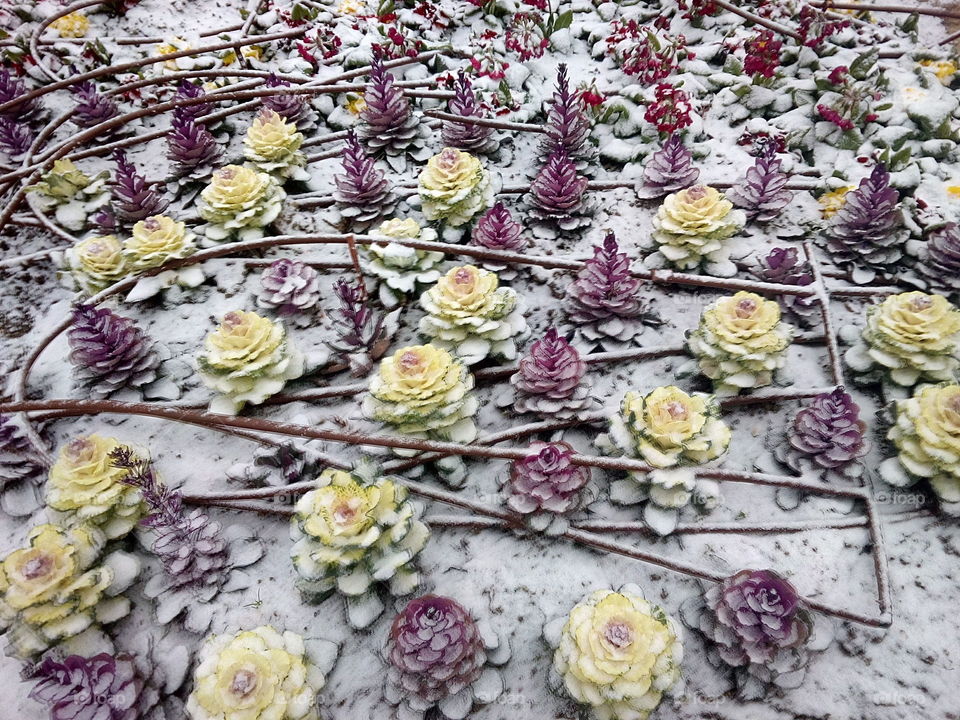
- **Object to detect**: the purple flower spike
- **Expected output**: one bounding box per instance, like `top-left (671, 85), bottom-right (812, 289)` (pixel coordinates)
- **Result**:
top-left (167, 113), bottom-right (221, 179)
top-left (567, 232), bottom-right (654, 346)
top-left (637, 134), bottom-right (699, 199)
top-left (471, 202), bottom-right (527, 252)
top-left (442, 70), bottom-right (495, 154)
top-left (726, 144), bottom-right (793, 222)
top-left (821, 164), bottom-right (906, 283)
top-left (0, 117), bottom-right (32, 160)
top-left (912, 221), bottom-right (960, 295)
top-left (360, 52), bottom-right (419, 155)
top-left (68, 304), bottom-right (160, 397)
top-left (751, 247), bottom-right (818, 325)
top-left (327, 278), bottom-right (389, 376)
top-left (172, 80), bottom-right (211, 123)
top-left (262, 74), bottom-right (313, 129)
top-left (508, 441), bottom-right (591, 515)
top-left (256, 258), bottom-right (321, 314)
top-left (510, 328), bottom-right (595, 418)
top-left (539, 64), bottom-right (594, 166)
top-left (527, 149), bottom-right (592, 230)
top-left (777, 387), bottom-right (868, 480)
top-left (109, 150), bottom-right (168, 226)
top-left (386, 595), bottom-right (485, 705)
top-left (0, 68), bottom-right (42, 121)
top-left (27, 653), bottom-right (157, 720)
top-left (334, 129), bottom-right (396, 230)
top-left (69, 81), bottom-right (119, 129)
top-left (111, 448), bottom-right (228, 590)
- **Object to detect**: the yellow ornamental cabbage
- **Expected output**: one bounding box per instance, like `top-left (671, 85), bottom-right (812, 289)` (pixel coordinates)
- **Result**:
top-left (419, 265), bottom-right (528, 365)
top-left (290, 465), bottom-right (428, 626)
top-left (186, 625), bottom-right (326, 720)
top-left (688, 291), bottom-right (794, 396)
top-left (919, 59), bottom-right (958, 85)
top-left (881, 383), bottom-right (960, 515)
top-left (198, 165), bottom-right (286, 242)
top-left (64, 235), bottom-right (129, 295)
top-left (197, 310), bottom-right (305, 414)
top-left (418, 148), bottom-right (493, 227)
top-left (818, 186), bottom-right (854, 218)
top-left (49, 12), bottom-right (89, 38)
top-left (29, 160), bottom-right (111, 232)
top-left (363, 344), bottom-right (479, 442)
top-left (366, 218), bottom-right (444, 302)
top-left (123, 215), bottom-right (197, 271)
top-left (651, 185), bottom-right (745, 272)
top-left (242, 109), bottom-right (308, 180)
top-left (552, 588), bottom-right (683, 720)
top-left (844, 291), bottom-right (960, 388)
top-left (0, 524), bottom-right (135, 658)
top-left (46, 435), bottom-right (145, 540)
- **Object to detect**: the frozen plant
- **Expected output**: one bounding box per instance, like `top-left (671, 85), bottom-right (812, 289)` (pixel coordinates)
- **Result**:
top-left (359, 52), bottom-right (420, 156)
top-left (256, 258), bottom-right (322, 315)
top-left (526, 149), bottom-right (592, 231)
top-left (566, 232), bottom-right (655, 350)
top-left (506, 441), bottom-right (592, 532)
top-left (775, 388), bottom-right (868, 483)
top-left (645, 83), bottom-right (694, 135)
top-left (750, 247), bottom-right (818, 326)
top-left (820, 164), bottom-right (906, 285)
top-left (842, 291), bottom-right (960, 390)
top-left (598, 386), bottom-right (730, 535)
top-left (62, 235), bottom-right (128, 294)
top-left (636, 133), bottom-right (699, 199)
top-left (539, 64), bottom-right (594, 167)
top-left (0, 523), bottom-right (139, 658)
top-left (726, 144), bottom-right (793, 222)
top-left (261, 74), bottom-right (316, 129)
top-left (441, 70), bottom-right (495, 155)
top-left (69, 81), bottom-right (119, 130)
top-left (243, 108), bottom-right (308, 181)
top-left (196, 310), bottom-right (305, 414)
top-left (469, 202), bottom-right (528, 278)
top-left (419, 265), bottom-right (528, 365)
top-left (172, 80), bottom-right (211, 123)
top-left (166, 113), bottom-right (221, 181)
top-left (197, 164), bottom-right (286, 242)
top-left (106, 150), bottom-right (169, 228)
top-left (111, 448), bottom-right (263, 632)
top-left (227, 441), bottom-right (327, 488)
top-left (334, 130), bottom-right (397, 231)
top-left (0, 117), bottom-right (31, 161)
top-left (121, 215), bottom-right (203, 300)
top-left (681, 569), bottom-right (831, 700)
top-left (384, 594), bottom-right (508, 720)
top-left (290, 462), bottom-right (429, 628)
top-left (509, 328), bottom-right (596, 419)
top-left (906, 221), bottom-right (960, 298)
top-left (687, 291), bottom-right (795, 396)
top-left (0, 414), bottom-right (46, 517)
top-left (649, 185), bottom-right (745, 275)
top-left (365, 217), bottom-right (444, 308)
top-left (326, 278), bottom-right (393, 377)
top-left (418, 147), bottom-right (493, 227)
top-left (0, 68), bottom-right (43, 121)
top-left (545, 586), bottom-right (683, 720)
top-left (67, 304), bottom-right (160, 398)
top-left (27, 159), bottom-right (110, 232)
top-left (879, 382), bottom-right (960, 516)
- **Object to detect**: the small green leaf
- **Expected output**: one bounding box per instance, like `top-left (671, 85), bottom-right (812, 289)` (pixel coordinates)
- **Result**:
top-left (553, 10), bottom-right (573, 31)
top-left (849, 48), bottom-right (879, 81)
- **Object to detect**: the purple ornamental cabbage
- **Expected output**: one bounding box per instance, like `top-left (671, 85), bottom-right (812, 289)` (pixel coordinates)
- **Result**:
top-left (334, 130), bottom-right (397, 230)
top-left (167, 113), bottom-right (221, 179)
top-left (726, 145), bottom-right (793, 222)
top-left (442, 70), bottom-right (495, 155)
top-left (0, 414), bottom-right (46, 516)
top-left (256, 259), bottom-right (321, 315)
top-left (527, 149), bottom-right (592, 230)
top-left (471, 202), bottom-right (526, 252)
top-left (261, 74), bottom-right (313, 129)
top-left (507, 441), bottom-right (591, 514)
top-left (539, 63), bottom-right (594, 166)
top-left (68, 304), bottom-right (160, 397)
top-left (911, 221), bottom-right (960, 295)
top-left (359, 52), bottom-right (418, 155)
top-left (776, 387), bottom-right (868, 481)
top-left (108, 150), bottom-right (169, 226)
top-left (0, 68), bottom-right (42, 121)
top-left (27, 653), bottom-right (156, 720)
top-left (70, 81), bottom-right (120, 130)
top-left (386, 595), bottom-right (486, 705)
top-left (172, 80), bottom-right (211, 123)
top-left (821, 164), bottom-right (906, 283)
top-left (566, 232), bottom-right (653, 345)
top-left (326, 278), bottom-right (389, 376)
top-left (510, 328), bottom-right (595, 418)
top-left (637, 134), bottom-right (699, 199)
top-left (751, 247), bottom-right (818, 325)
top-left (0, 116), bottom-right (32, 160)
